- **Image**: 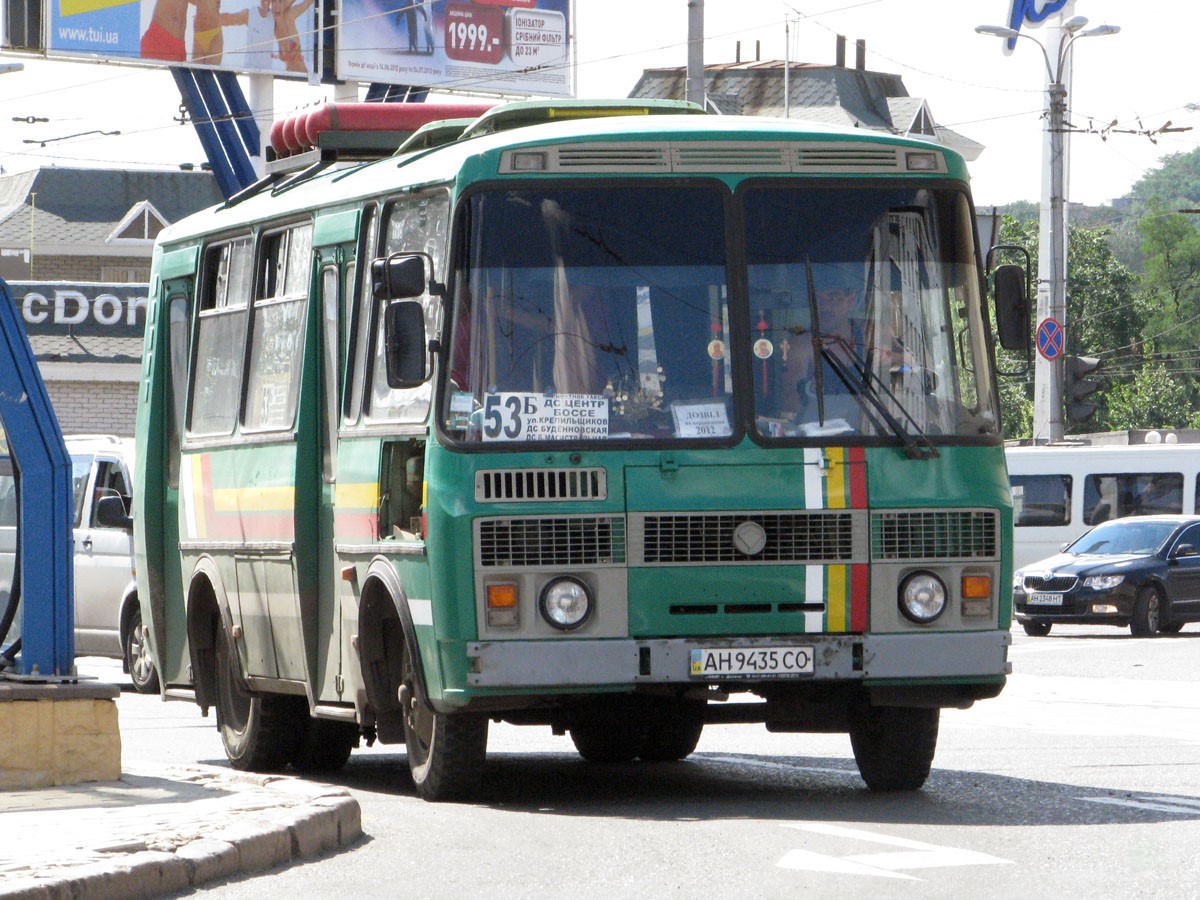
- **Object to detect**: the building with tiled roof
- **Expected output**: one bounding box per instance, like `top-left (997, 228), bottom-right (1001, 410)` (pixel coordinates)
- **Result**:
top-left (629, 51), bottom-right (983, 162)
top-left (0, 167), bottom-right (222, 435)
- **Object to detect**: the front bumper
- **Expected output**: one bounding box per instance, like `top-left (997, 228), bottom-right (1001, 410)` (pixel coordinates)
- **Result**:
top-left (467, 630), bottom-right (1011, 688)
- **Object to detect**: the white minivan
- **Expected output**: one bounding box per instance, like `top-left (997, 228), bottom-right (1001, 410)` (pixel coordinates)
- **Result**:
top-left (1006, 444), bottom-right (1200, 570)
top-left (0, 435), bottom-right (158, 692)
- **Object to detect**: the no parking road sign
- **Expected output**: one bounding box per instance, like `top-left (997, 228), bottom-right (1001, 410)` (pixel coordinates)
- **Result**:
top-left (1036, 317), bottom-right (1064, 361)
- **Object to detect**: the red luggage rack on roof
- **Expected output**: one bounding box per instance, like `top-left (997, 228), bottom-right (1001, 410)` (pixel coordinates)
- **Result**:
top-left (266, 101), bottom-right (496, 170)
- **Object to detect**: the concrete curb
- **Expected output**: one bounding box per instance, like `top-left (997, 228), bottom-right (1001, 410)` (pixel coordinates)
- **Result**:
top-left (0, 766), bottom-right (363, 899)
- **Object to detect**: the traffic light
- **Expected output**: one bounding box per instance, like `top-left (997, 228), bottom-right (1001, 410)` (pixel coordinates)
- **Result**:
top-left (1065, 355), bottom-right (1103, 425)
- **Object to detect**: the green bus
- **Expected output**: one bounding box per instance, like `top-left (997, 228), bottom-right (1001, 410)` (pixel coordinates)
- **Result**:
top-left (134, 98), bottom-right (1024, 801)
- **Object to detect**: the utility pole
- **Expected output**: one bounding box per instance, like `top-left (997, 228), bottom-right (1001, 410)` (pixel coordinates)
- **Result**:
top-left (976, 14), bottom-right (1119, 444)
top-left (686, 0), bottom-right (704, 108)
top-left (1039, 21), bottom-right (1071, 444)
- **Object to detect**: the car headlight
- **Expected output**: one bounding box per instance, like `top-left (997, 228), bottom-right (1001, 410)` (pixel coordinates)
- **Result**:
top-left (899, 571), bottom-right (947, 624)
top-left (539, 577), bottom-right (593, 630)
top-left (1012, 571), bottom-right (1025, 590)
top-left (1082, 574), bottom-right (1125, 590)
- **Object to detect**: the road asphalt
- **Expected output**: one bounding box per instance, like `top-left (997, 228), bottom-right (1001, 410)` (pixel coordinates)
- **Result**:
top-left (0, 763), bottom-right (362, 899)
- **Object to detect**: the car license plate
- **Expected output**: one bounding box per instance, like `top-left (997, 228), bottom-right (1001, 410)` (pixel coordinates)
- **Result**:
top-left (1028, 592), bottom-right (1064, 606)
top-left (690, 646), bottom-right (814, 678)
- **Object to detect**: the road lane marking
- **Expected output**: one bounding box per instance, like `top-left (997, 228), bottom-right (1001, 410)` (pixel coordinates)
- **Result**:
top-left (1078, 795), bottom-right (1200, 815)
top-left (778, 823), bottom-right (1011, 880)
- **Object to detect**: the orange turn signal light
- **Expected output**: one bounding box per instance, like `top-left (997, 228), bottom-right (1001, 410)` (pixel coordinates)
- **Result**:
top-left (961, 575), bottom-right (991, 599)
top-left (487, 584), bottom-right (518, 609)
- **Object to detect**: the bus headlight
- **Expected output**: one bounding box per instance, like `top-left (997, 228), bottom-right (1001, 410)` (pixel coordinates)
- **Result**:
top-left (899, 571), bottom-right (947, 624)
top-left (539, 577), bottom-right (592, 630)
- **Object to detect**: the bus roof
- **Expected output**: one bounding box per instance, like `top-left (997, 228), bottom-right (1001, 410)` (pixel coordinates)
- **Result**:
top-left (157, 99), bottom-right (971, 248)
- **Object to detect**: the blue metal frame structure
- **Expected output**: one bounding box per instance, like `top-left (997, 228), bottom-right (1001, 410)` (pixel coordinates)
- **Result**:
top-left (172, 67), bottom-right (260, 200)
top-left (171, 68), bottom-right (431, 200)
top-left (0, 277), bottom-right (74, 677)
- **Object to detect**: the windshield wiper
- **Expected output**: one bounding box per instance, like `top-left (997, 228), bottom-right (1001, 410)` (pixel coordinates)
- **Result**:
top-left (802, 258), bottom-right (937, 460)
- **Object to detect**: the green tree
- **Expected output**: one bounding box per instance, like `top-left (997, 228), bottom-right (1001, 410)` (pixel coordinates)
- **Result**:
top-left (1104, 362), bottom-right (1195, 430)
top-left (1128, 148), bottom-right (1200, 208)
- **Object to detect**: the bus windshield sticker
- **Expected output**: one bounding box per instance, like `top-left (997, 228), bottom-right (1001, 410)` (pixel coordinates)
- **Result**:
top-left (481, 392), bottom-right (609, 442)
top-left (448, 392), bottom-right (474, 429)
top-left (672, 401), bottom-right (732, 438)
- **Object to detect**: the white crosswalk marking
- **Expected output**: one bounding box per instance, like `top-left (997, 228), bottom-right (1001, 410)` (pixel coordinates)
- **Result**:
top-left (1077, 795), bottom-right (1200, 815)
top-left (778, 823), bottom-right (1011, 880)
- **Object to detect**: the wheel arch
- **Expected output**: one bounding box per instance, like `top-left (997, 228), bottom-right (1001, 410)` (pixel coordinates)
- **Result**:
top-left (185, 556), bottom-right (236, 715)
top-left (354, 557), bottom-right (430, 744)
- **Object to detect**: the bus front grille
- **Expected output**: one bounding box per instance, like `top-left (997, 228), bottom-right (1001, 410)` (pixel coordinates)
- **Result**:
top-left (477, 515), bottom-right (626, 567)
top-left (475, 467), bottom-right (607, 502)
top-left (632, 511), bottom-right (855, 564)
top-left (871, 510), bottom-right (999, 561)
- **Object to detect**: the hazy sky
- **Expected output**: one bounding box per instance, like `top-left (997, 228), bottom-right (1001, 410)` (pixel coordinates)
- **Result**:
top-left (0, 0), bottom-right (1194, 207)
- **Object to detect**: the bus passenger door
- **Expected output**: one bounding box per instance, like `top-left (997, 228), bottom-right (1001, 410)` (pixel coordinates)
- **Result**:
top-left (314, 243), bottom-right (351, 704)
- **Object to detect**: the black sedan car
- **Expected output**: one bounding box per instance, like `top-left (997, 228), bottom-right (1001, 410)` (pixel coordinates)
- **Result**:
top-left (1013, 515), bottom-right (1200, 637)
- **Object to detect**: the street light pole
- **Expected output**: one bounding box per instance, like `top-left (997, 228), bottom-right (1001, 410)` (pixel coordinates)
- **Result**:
top-left (977, 18), bottom-right (1118, 444)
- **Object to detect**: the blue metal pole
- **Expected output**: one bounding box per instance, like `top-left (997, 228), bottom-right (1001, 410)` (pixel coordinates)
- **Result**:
top-left (0, 276), bottom-right (74, 677)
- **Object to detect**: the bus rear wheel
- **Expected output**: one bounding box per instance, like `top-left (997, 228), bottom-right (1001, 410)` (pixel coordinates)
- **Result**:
top-left (400, 649), bottom-right (488, 801)
top-left (849, 705), bottom-right (939, 792)
top-left (214, 624), bottom-right (301, 772)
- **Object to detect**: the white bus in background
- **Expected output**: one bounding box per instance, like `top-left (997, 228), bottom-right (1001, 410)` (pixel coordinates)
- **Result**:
top-left (1005, 443), bottom-right (1200, 570)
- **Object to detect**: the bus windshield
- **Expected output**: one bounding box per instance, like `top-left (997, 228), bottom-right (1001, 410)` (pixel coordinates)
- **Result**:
top-left (441, 182), bottom-right (997, 445)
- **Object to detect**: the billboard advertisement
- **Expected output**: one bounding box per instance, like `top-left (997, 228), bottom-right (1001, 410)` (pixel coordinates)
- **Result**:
top-left (336, 0), bottom-right (572, 96)
top-left (46, 0), bottom-right (318, 77)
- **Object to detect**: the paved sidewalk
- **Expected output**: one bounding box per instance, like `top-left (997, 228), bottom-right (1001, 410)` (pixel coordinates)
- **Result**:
top-left (0, 764), bottom-right (362, 899)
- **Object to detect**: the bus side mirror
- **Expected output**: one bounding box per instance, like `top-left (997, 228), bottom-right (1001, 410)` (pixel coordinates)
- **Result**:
top-left (993, 263), bottom-right (1030, 354)
top-left (372, 254), bottom-right (427, 300)
top-left (384, 300), bottom-right (428, 388)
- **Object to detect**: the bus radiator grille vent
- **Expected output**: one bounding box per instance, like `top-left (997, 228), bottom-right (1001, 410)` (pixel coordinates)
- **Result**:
top-left (795, 146), bottom-right (901, 172)
top-left (870, 510), bottom-right (999, 561)
top-left (1020, 574), bottom-right (1077, 593)
top-left (477, 515), bottom-right (626, 567)
top-left (639, 512), bottom-right (853, 564)
top-left (672, 146), bottom-right (790, 172)
top-left (475, 468), bottom-right (607, 502)
top-left (555, 146), bottom-right (670, 172)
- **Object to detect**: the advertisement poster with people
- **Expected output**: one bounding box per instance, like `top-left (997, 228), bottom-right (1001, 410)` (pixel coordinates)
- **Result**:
top-left (47, 0), bottom-right (318, 77)
top-left (336, 0), bottom-right (571, 96)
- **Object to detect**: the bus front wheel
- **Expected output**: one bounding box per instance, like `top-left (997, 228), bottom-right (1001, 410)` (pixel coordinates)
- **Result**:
top-left (400, 650), bottom-right (488, 801)
top-left (849, 705), bottom-right (939, 792)
top-left (214, 624), bottom-right (300, 772)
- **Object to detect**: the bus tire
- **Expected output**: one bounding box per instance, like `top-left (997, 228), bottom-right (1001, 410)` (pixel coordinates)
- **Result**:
top-left (214, 624), bottom-right (301, 772)
top-left (570, 718), bottom-right (646, 763)
top-left (1130, 586), bottom-right (1162, 637)
top-left (638, 703), bottom-right (705, 762)
top-left (401, 644), bottom-right (487, 801)
top-left (291, 719), bottom-right (359, 773)
top-left (1022, 620), bottom-right (1052, 637)
top-left (849, 705), bottom-right (939, 792)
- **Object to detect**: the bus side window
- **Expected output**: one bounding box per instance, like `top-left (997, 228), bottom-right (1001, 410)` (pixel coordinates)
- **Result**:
top-left (1011, 474), bottom-right (1070, 527)
top-left (191, 236), bottom-right (253, 436)
top-left (244, 223), bottom-right (313, 432)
